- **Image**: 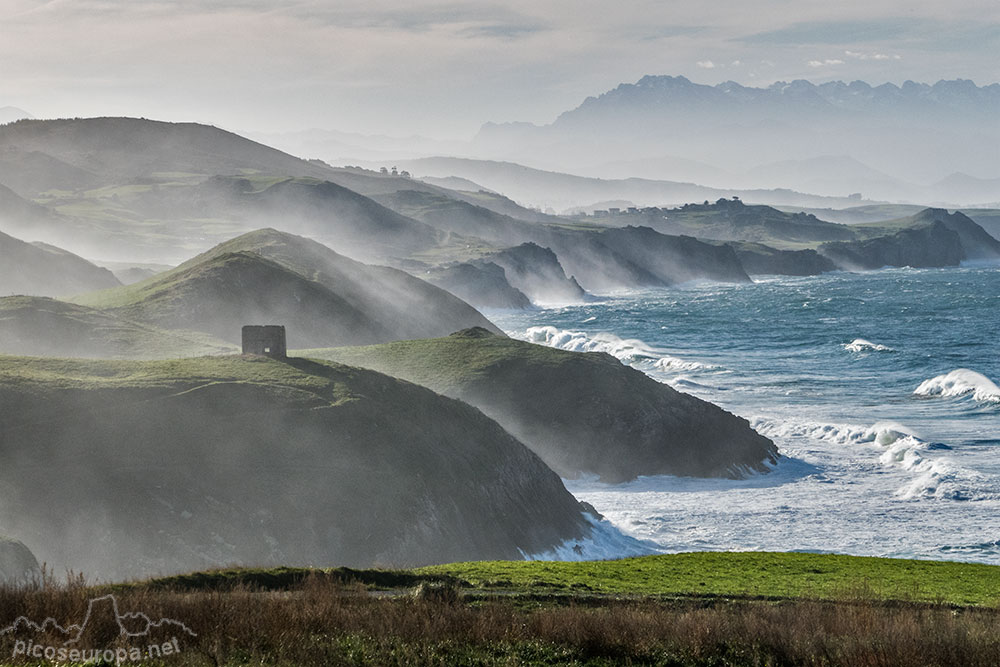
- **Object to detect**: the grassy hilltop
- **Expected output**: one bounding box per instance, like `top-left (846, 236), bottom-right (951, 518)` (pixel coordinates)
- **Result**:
top-left (0, 354), bottom-right (591, 580)
top-left (304, 328), bottom-right (777, 483)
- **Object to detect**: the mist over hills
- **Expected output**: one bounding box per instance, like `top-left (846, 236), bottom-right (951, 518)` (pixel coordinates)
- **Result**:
top-left (0, 116), bottom-right (996, 309)
top-left (389, 156), bottom-right (878, 213)
top-left (74, 229), bottom-right (501, 348)
top-left (0, 296), bottom-right (235, 358)
top-left (0, 229), bottom-right (121, 297)
top-left (472, 76), bottom-right (1000, 204)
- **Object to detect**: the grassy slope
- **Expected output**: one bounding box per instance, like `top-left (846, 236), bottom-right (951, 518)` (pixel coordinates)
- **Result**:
top-left (0, 354), bottom-right (587, 576)
top-left (0, 296), bottom-right (235, 358)
top-left (302, 329), bottom-right (776, 482)
top-left (419, 553), bottom-right (1000, 607)
top-left (134, 552), bottom-right (1000, 607)
top-left (647, 201), bottom-right (855, 249)
top-left (0, 354), bottom-right (344, 402)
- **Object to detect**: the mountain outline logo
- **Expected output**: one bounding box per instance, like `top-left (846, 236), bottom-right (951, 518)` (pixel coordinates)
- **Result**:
top-left (0, 594), bottom-right (196, 646)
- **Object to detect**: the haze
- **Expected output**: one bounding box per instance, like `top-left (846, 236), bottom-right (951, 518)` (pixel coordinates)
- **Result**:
top-left (2, 0), bottom-right (998, 138)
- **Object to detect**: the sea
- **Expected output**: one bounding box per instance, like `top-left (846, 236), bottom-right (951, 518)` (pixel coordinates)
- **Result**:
top-left (491, 265), bottom-right (1000, 564)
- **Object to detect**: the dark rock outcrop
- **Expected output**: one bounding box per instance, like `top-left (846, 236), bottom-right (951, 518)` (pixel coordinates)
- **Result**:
top-left (483, 243), bottom-right (588, 304)
top-left (819, 220), bottom-right (964, 270)
top-left (426, 262), bottom-right (532, 310)
top-left (727, 242), bottom-right (837, 276)
top-left (596, 227), bottom-right (752, 284)
top-left (911, 208), bottom-right (1000, 261)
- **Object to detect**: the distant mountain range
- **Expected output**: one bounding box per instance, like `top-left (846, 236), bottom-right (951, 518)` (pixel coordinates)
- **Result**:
top-left (473, 76), bottom-right (1000, 202)
top-left (0, 107), bottom-right (31, 125)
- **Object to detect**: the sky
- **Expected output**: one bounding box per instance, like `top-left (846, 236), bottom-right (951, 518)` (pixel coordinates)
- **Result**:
top-left (1, 0), bottom-right (998, 138)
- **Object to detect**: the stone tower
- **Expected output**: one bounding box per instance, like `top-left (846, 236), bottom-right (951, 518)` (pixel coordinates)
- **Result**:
top-left (241, 325), bottom-right (287, 358)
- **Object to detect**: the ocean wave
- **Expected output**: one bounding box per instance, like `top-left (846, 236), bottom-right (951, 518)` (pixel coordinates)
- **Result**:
top-left (914, 369), bottom-right (1000, 404)
top-left (844, 338), bottom-right (894, 353)
top-left (753, 417), bottom-right (998, 501)
top-left (523, 513), bottom-right (662, 561)
top-left (522, 325), bottom-right (719, 371)
top-left (751, 417), bottom-right (872, 445)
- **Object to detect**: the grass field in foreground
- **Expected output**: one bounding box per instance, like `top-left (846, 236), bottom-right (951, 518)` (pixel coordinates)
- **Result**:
top-left (139, 552), bottom-right (1000, 608)
top-left (10, 553), bottom-right (996, 666)
top-left (417, 552), bottom-right (1000, 606)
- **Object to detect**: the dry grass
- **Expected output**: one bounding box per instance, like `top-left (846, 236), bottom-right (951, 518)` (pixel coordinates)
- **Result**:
top-left (0, 571), bottom-right (998, 666)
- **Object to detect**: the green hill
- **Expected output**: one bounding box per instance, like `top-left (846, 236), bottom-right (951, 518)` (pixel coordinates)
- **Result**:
top-left (646, 198), bottom-right (855, 248)
top-left (74, 229), bottom-right (500, 348)
top-left (0, 296), bottom-right (235, 358)
top-left (303, 328), bottom-right (777, 482)
top-left (0, 229), bottom-right (121, 297)
top-left (0, 117), bottom-right (335, 184)
top-left (0, 119), bottom-right (455, 262)
top-left (0, 354), bottom-right (592, 580)
top-left (852, 208), bottom-right (1000, 260)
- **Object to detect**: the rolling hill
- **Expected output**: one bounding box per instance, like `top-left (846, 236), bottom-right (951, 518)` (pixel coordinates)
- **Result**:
top-left (74, 229), bottom-right (501, 348)
top-left (0, 354), bottom-right (595, 579)
top-left (394, 156), bottom-right (869, 212)
top-left (0, 229), bottom-right (121, 297)
top-left (304, 327), bottom-right (778, 483)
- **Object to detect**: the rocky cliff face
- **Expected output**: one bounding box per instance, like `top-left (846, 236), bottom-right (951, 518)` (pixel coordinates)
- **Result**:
top-left (912, 209), bottom-right (1000, 261)
top-left (819, 220), bottom-right (964, 270)
top-left (483, 243), bottom-right (588, 304)
top-left (425, 261), bottom-right (532, 310)
top-left (727, 242), bottom-right (837, 276)
top-left (0, 356), bottom-right (591, 580)
top-left (313, 329), bottom-right (778, 483)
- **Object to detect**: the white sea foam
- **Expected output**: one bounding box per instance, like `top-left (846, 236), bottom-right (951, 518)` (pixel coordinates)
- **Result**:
top-left (523, 513), bottom-right (662, 561)
top-left (755, 416), bottom-right (997, 501)
top-left (914, 369), bottom-right (1000, 404)
top-left (844, 338), bottom-right (894, 352)
top-left (522, 325), bottom-right (719, 371)
top-left (751, 417), bottom-right (872, 445)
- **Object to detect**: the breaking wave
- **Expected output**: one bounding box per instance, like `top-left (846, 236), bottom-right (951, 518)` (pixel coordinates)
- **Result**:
top-left (523, 513), bottom-right (662, 561)
top-left (522, 326), bottom-right (719, 372)
top-left (844, 338), bottom-right (894, 352)
top-left (754, 417), bottom-right (997, 501)
top-left (914, 369), bottom-right (1000, 404)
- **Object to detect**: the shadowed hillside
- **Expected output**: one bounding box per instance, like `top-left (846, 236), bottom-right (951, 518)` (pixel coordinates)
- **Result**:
top-left (0, 229), bottom-right (121, 297)
top-left (0, 117), bottom-right (335, 185)
top-left (0, 355), bottom-right (594, 580)
top-left (305, 328), bottom-right (778, 482)
top-left (73, 229), bottom-right (501, 348)
top-left (852, 208), bottom-right (1000, 261)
